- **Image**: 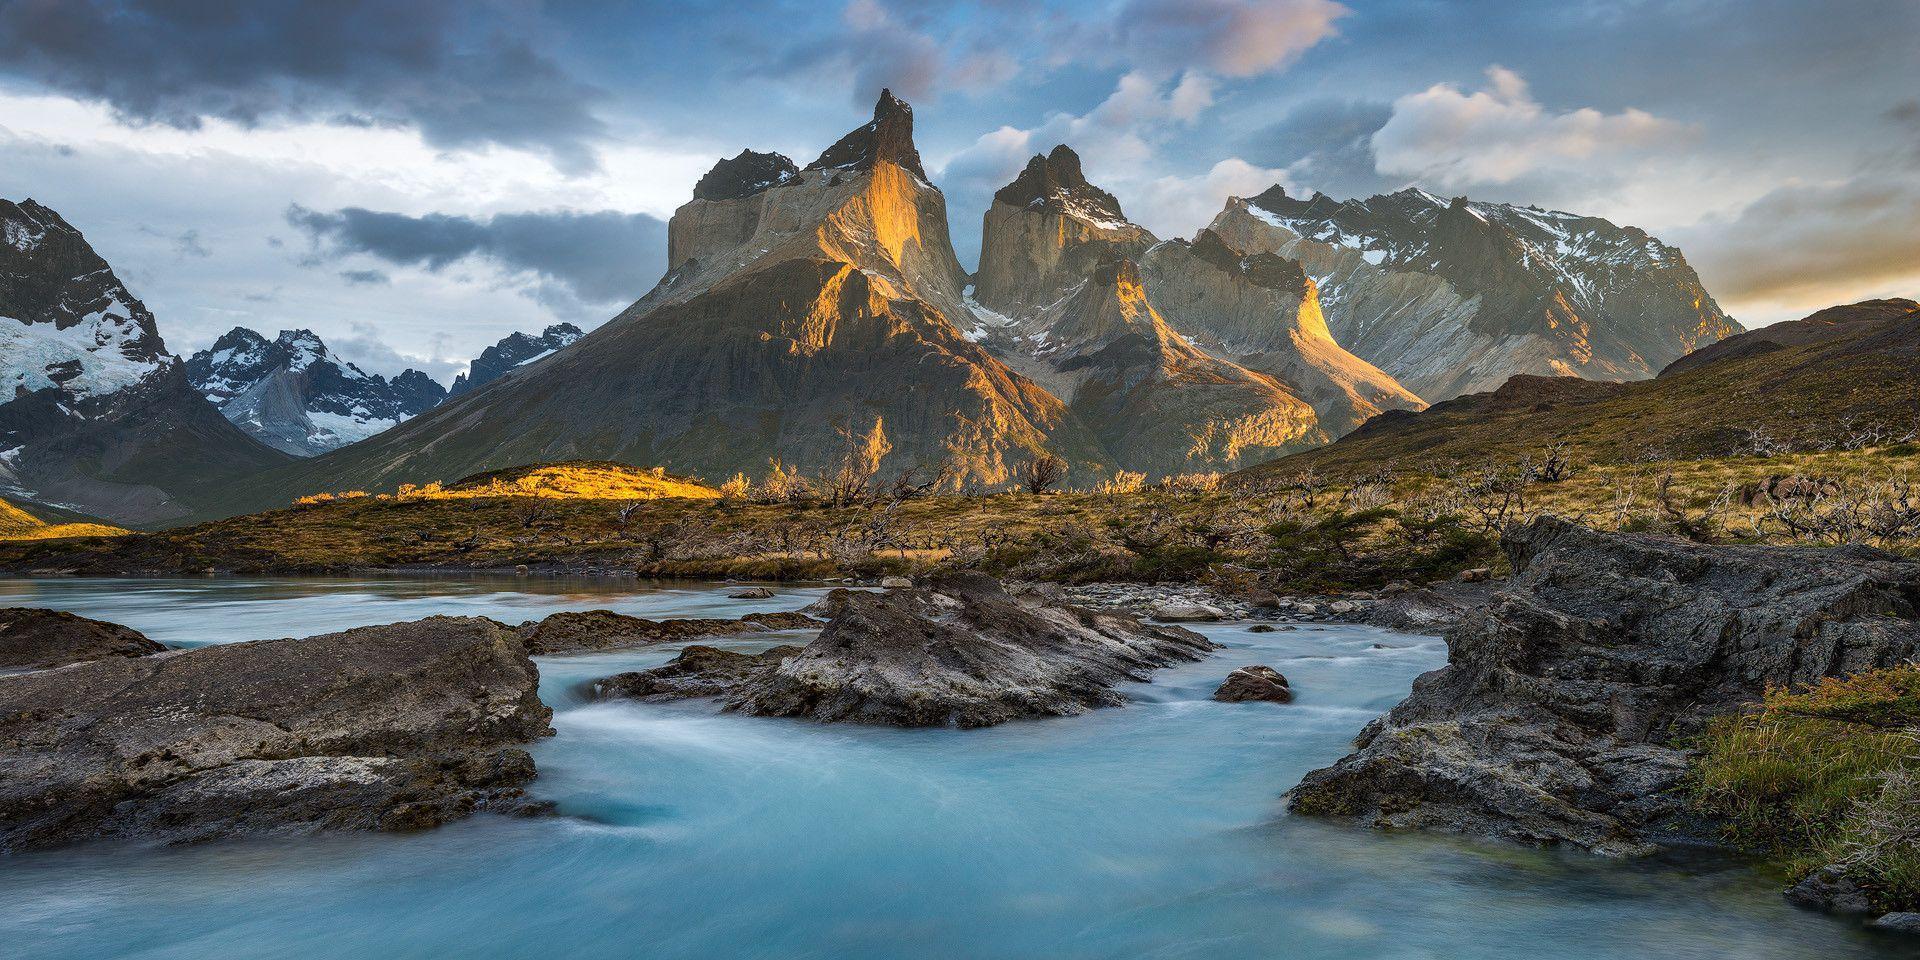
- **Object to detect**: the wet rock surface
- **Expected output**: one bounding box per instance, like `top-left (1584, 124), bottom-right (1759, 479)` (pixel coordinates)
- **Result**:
top-left (1213, 665), bottom-right (1293, 703)
top-left (592, 573), bottom-right (1216, 728)
top-left (0, 606), bottom-right (166, 671)
top-left (515, 609), bottom-right (816, 655)
top-left (0, 616), bottom-right (553, 851)
top-left (1288, 517), bottom-right (1920, 856)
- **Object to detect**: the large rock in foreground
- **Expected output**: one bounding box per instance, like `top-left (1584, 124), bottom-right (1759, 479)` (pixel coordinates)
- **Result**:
top-left (0, 606), bottom-right (165, 671)
top-left (0, 616), bottom-right (553, 851)
top-left (592, 573), bottom-right (1216, 727)
top-left (1288, 517), bottom-right (1920, 855)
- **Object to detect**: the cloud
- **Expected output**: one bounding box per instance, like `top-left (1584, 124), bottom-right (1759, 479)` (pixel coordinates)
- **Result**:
top-left (1240, 98), bottom-right (1394, 198)
top-left (1680, 105), bottom-right (1920, 315)
top-left (326, 320), bottom-right (462, 382)
top-left (338, 269), bottom-right (390, 286)
top-left (1118, 0), bottom-right (1348, 78)
top-left (1371, 66), bottom-right (1685, 188)
top-left (1127, 158), bottom-right (1293, 238)
top-left (286, 205), bottom-right (669, 309)
top-left (0, 0), bottom-right (607, 172)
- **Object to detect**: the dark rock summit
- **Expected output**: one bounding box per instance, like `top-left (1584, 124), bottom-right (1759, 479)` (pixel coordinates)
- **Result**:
top-left (591, 573), bottom-right (1216, 727)
top-left (693, 150), bottom-right (801, 202)
top-left (1288, 517), bottom-right (1920, 856)
top-left (806, 89), bottom-right (927, 181)
top-left (0, 607), bottom-right (165, 671)
top-left (447, 323), bottom-right (585, 398)
top-left (994, 145), bottom-right (1127, 223)
top-left (0, 615), bottom-right (553, 851)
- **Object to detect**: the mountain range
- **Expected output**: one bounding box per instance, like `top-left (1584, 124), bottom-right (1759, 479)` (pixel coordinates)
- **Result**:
top-left (3, 91), bottom-right (1752, 521)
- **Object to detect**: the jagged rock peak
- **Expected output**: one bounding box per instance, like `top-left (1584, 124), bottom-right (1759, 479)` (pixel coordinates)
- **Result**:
top-left (993, 145), bottom-right (1127, 224)
top-left (692, 150), bottom-right (800, 202)
top-left (1092, 255), bottom-right (1146, 293)
top-left (1187, 230), bottom-right (1310, 297)
top-left (805, 88), bottom-right (927, 181)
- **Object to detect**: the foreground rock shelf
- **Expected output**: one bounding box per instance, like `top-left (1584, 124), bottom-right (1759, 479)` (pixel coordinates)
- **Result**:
top-left (0, 616), bottom-right (553, 851)
top-left (1288, 516), bottom-right (1920, 861)
top-left (0, 607), bottom-right (166, 671)
top-left (591, 573), bottom-right (1217, 727)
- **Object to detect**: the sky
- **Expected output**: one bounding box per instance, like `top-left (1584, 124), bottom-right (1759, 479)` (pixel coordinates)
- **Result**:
top-left (1, 0), bottom-right (1915, 383)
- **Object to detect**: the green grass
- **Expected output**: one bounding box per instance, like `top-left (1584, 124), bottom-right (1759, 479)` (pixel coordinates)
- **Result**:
top-left (1692, 666), bottom-right (1920, 911)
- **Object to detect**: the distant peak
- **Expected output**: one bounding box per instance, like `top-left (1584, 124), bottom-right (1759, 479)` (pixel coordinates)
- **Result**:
top-left (1248, 184), bottom-right (1290, 208)
top-left (693, 149), bottom-right (800, 202)
top-left (1189, 230), bottom-right (1309, 297)
top-left (805, 89), bottom-right (927, 181)
top-left (993, 143), bottom-right (1127, 224)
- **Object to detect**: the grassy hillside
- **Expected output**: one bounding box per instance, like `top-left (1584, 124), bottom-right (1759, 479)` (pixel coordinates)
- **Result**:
top-left (1239, 299), bottom-right (1918, 482)
top-left (0, 495), bottom-right (127, 542)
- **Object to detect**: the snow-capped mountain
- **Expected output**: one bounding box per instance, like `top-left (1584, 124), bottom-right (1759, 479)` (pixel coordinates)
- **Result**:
top-left (1210, 186), bottom-right (1740, 400)
top-left (186, 328), bottom-right (448, 456)
top-left (0, 198), bottom-right (289, 524)
top-left (447, 323), bottom-right (583, 397)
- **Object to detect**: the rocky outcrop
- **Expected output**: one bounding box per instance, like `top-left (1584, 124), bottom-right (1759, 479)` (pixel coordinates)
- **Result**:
top-left (187, 328), bottom-right (448, 456)
top-left (693, 150), bottom-right (800, 202)
top-left (447, 323), bottom-right (584, 398)
top-left (0, 615), bottom-right (553, 850)
top-left (517, 609), bottom-right (817, 655)
top-left (1208, 186), bottom-right (1739, 401)
top-left (1214, 665), bottom-right (1292, 703)
top-left (1288, 517), bottom-right (1920, 856)
top-left (1661, 297), bottom-right (1918, 377)
top-left (973, 145), bottom-right (1155, 318)
top-left (0, 607), bottom-right (164, 671)
top-left (0, 198), bottom-right (291, 524)
top-left (590, 572), bottom-right (1216, 727)
top-left (1139, 230), bottom-right (1425, 435)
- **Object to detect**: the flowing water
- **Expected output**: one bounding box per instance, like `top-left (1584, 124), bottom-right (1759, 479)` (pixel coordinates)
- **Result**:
top-left (0, 577), bottom-right (1902, 959)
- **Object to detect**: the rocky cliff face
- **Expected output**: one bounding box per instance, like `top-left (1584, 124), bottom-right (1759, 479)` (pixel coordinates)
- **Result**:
top-left (447, 323), bottom-right (583, 397)
top-left (1021, 257), bottom-right (1323, 473)
top-left (0, 199), bottom-right (290, 524)
top-left (187, 328), bottom-right (447, 456)
top-left (1289, 517), bottom-right (1920, 855)
top-left (1208, 186), bottom-right (1740, 401)
top-left (973, 145), bottom-right (1155, 319)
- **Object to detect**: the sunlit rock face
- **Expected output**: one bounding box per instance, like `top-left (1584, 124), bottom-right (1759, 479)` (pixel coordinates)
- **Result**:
top-left (974, 145), bottom-right (1155, 320)
top-left (1210, 186), bottom-right (1740, 402)
top-left (1031, 257), bottom-right (1324, 475)
top-left (1140, 230), bottom-right (1426, 436)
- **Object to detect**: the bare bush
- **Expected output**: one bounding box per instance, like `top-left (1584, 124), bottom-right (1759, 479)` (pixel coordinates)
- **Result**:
top-left (1023, 454), bottom-right (1067, 495)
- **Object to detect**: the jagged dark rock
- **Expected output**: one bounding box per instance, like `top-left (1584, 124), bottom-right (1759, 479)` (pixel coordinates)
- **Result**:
top-left (0, 616), bottom-right (553, 851)
top-left (1213, 665), bottom-right (1293, 703)
top-left (0, 607), bottom-right (165, 671)
top-left (517, 609), bottom-right (818, 655)
top-left (590, 572), bottom-right (1217, 727)
top-left (693, 150), bottom-right (801, 202)
top-left (1288, 516), bottom-right (1920, 856)
top-left (805, 89), bottom-right (926, 181)
top-left (447, 323), bottom-right (584, 398)
top-left (994, 145), bottom-right (1126, 223)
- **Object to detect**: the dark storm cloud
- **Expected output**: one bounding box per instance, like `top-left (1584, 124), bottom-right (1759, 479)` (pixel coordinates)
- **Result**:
top-left (337, 269), bottom-right (390, 286)
top-left (286, 205), bottom-right (668, 306)
top-left (0, 0), bottom-right (607, 172)
top-left (1240, 98), bottom-right (1393, 198)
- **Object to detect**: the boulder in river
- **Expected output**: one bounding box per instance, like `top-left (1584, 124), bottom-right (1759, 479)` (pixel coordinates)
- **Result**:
top-left (1288, 516), bottom-right (1920, 857)
top-left (516, 609), bottom-right (817, 655)
top-left (1213, 665), bottom-right (1292, 703)
top-left (727, 587), bottom-right (776, 599)
top-left (0, 607), bottom-right (166, 671)
top-left (591, 572), bottom-right (1217, 727)
top-left (0, 615), bottom-right (553, 851)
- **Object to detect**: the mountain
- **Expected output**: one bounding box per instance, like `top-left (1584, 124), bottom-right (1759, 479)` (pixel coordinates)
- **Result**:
top-left (186, 328), bottom-right (447, 456)
top-left (219, 91), bottom-right (1099, 510)
top-left (1238, 298), bottom-right (1918, 480)
top-left (0, 198), bottom-right (291, 525)
top-left (1208, 186), bottom-right (1740, 401)
top-left (970, 145), bottom-right (1423, 444)
top-left (447, 323), bottom-right (583, 397)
